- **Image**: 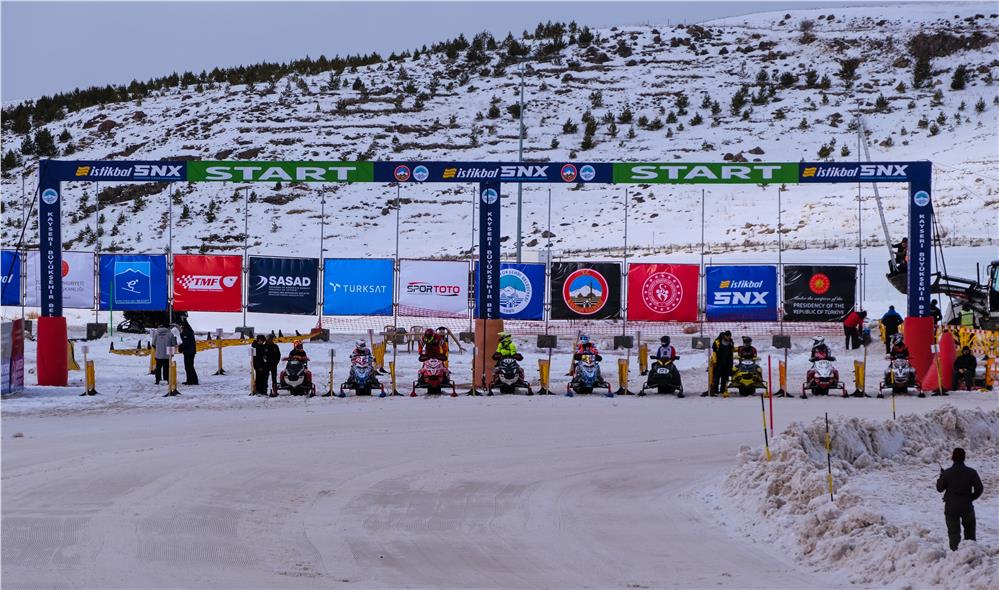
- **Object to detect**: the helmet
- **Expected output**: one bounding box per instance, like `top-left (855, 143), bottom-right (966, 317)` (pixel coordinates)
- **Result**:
top-left (580, 335), bottom-right (590, 344)
top-left (293, 339), bottom-right (303, 348)
top-left (891, 333), bottom-right (904, 346)
top-left (498, 331), bottom-right (511, 341)
top-left (660, 335), bottom-right (671, 345)
top-left (355, 339), bottom-right (367, 349)
top-left (423, 328), bottom-right (435, 338)
top-left (742, 336), bottom-right (752, 344)
top-left (437, 326), bottom-right (447, 333)
top-left (812, 336), bottom-right (825, 346)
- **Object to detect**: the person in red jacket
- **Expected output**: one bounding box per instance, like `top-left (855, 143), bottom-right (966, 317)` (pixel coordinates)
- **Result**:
top-left (843, 309), bottom-right (867, 350)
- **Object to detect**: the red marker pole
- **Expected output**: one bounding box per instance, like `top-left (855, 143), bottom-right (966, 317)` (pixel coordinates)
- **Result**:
top-left (767, 355), bottom-right (774, 437)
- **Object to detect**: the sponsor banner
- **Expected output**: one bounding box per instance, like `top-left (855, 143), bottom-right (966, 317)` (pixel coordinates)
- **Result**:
top-left (612, 163), bottom-right (798, 184)
top-left (550, 262), bottom-right (622, 320)
top-left (478, 181), bottom-right (502, 319)
top-left (627, 263), bottom-right (698, 321)
top-left (248, 256), bottom-right (318, 315)
top-left (98, 254), bottom-right (169, 311)
top-left (50, 160), bottom-right (187, 182)
top-left (705, 265), bottom-right (778, 321)
top-left (398, 259), bottom-right (470, 318)
top-left (38, 164), bottom-right (61, 316)
top-left (1, 319), bottom-right (25, 395)
top-left (798, 162), bottom-right (916, 183)
top-left (322, 258), bottom-right (394, 316)
top-left (1, 251), bottom-right (21, 306)
top-left (474, 262), bottom-right (545, 320)
top-left (375, 162), bottom-right (612, 183)
top-left (26, 251), bottom-right (94, 309)
top-left (173, 255), bottom-right (242, 312)
top-left (783, 265), bottom-right (856, 322)
top-left (187, 161), bottom-right (373, 182)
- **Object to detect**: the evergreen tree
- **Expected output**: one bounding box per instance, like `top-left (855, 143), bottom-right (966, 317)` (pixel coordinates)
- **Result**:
top-left (950, 65), bottom-right (967, 90)
top-left (34, 128), bottom-right (58, 157)
top-left (58, 128), bottom-right (72, 142)
top-left (2, 149), bottom-right (22, 173)
top-left (913, 56), bottom-right (931, 88)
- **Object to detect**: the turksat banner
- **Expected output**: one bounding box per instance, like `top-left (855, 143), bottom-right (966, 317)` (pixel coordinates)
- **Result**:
top-left (98, 254), bottom-right (168, 311)
top-left (705, 265), bottom-right (778, 321)
top-left (323, 258), bottom-right (394, 316)
top-left (248, 256), bottom-right (318, 315)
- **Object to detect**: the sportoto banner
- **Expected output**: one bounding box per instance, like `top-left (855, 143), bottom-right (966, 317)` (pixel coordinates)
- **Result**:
top-left (248, 256), bottom-right (318, 315)
top-left (783, 265), bottom-right (857, 322)
top-left (26, 251), bottom-right (94, 309)
top-left (627, 263), bottom-right (698, 322)
top-left (1, 251), bottom-right (21, 306)
top-left (705, 265), bottom-right (778, 321)
top-left (173, 255), bottom-right (242, 312)
top-left (550, 262), bottom-right (621, 320)
top-left (323, 258), bottom-right (394, 316)
top-left (474, 262), bottom-right (545, 320)
top-left (98, 254), bottom-right (168, 311)
top-left (398, 259), bottom-right (469, 318)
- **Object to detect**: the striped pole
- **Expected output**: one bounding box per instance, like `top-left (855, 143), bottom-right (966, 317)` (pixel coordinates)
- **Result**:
top-left (760, 392), bottom-right (771, 461)
top-left (825, 412), bottom-right (834, 501)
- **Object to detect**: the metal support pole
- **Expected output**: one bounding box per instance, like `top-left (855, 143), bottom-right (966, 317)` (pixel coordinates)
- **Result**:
top-left (778, 186), bottom-right (784, 336)
top-left (242, 187), bottom-right (249, 329)
top-left (622, 186), bottom-right (629, 336)
top-left (94, 181), bottom-right (100, 324)
top-left (319, 187), bottom-right (326, 325)
top-left (468, 184), bottom-right (475, 335)
top-left (392, 185), bottom-right (401, 395)
top-left (545, 188), bottom-right (552, 335)
top-left (168, 188), bottom-right (174, 324)
top-left (699, 188), bottom-right (705, 335)
top-left (516, 61), bottom-right (526, 263)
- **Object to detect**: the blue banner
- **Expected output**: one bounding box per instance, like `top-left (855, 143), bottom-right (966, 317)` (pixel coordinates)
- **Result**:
top-left (98, 254), bottom-right (168, 311)
top-left (375, 162), bottom-right (612, 184)
top-left (705, 265), bottom-right (778, 321)
top-left (907, 162), bottom-right (933, 316)
top-left (248, 256), bottom-right (318, 315)
top-left (1, 251), bottom-right (20, 306)
top-left (323, 258), bottom-right (394, 315)
top-left (38, 161), bottom-right (62, 316)
top-left (477, 181), bottom-right (501, 319)
top-left (48, 160), bottom-right (187, 182)
top-left (798, 162), bottom-right (917, 183)
top-left (474, 262), bottom-right (545, 320)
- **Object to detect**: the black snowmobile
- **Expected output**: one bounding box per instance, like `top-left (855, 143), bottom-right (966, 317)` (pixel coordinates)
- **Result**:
top-left (639, 355), bottom-right (684, 397)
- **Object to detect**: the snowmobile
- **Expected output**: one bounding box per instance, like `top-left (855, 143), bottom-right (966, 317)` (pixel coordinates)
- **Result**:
top-left (728, 358), bottom-right (767, 397)
top-left (489, 353), bottom-right (532, 395)
top-left (803, 359), bottom-right (846, 397)
top-left (879, 357), bottom-right (919, 396)
top-left (340, 355), bottom-right (385, 398)
top-left (279, 358), bottom-right (316, 396)
top-left (639, 355), bottom-right (684, 397)
top-left (567, 354), bottom-right (613, 397)
top-left (412, 357), bottom-right (456, 396)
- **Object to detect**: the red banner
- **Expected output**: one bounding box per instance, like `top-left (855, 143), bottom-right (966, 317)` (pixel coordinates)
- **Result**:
top-left (627, 263), bottom-right (699, 321)
top-left (173, 255), bottom-right (242, 312)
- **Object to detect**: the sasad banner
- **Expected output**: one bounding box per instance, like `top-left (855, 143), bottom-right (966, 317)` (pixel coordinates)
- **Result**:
top-left (398, 260), bottom-right (469, 318)
top-left (1, 251), bottom-right (21, 306)
top-left (98, 254), bottom-right (168, 311)
top-left (26, 251), bottom-right (94, 309)
top-left (626, 263), bottom-right (698, 322)
top-left (173, 255), bottom-right (242, 312)
top-left (705, 265), bottom-right (778, 321)
top-left (474, 262), bottom-right (545, 320)
top-left (248, 256), bottom-right (318, 315)
top-left (323, 258), bottom-right (394, 316)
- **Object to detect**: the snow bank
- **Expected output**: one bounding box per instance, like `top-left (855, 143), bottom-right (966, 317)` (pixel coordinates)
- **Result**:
top-left (713, 405), bottom-right (999, 590)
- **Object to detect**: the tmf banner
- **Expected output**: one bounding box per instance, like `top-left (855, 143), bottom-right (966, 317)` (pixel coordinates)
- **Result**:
top-left (173, 255), bottom-right (243, 312)
top-left (783, 265), bottom-right (857, 322)
top-left (248, 256), bottom-right (318, 315)
top-left (98, 255), bottom-right (168, 311)
top-left (627, 263), bottom-right (699, 322)
top-left (322, 258), bottom-right (394, 316)
top-left (705, 265), bottom-right (778, 321)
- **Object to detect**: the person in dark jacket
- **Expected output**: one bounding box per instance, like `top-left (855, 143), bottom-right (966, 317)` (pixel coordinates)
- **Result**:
top-left (265, 335), bottom-right (281, 396)
top-left (936, 447), bottom-right (984, 551)
top-left (251, 335), bottom-right (269, 395)
top-left (930, 300), bottom-right (943, 325)
top-left (179, 320), bottom-right (199, 385)
top-left (881, 306), bottom-right (904, 354)
top-left (953, 347), bottom-right (977, 391)
top-left (707, 331), bottom-right (734, 397)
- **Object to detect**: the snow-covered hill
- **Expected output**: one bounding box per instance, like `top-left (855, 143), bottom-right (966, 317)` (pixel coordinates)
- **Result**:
top-left (2, 3), bottom-right (997, 262)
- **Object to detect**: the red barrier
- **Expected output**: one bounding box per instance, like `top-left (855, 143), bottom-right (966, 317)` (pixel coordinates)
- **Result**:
top-left (922, 331), bottom-right (957, 392)
top-left (903, 316), bottom-right (934, 390)
top-left (37, 316), bottom-right (68, 386)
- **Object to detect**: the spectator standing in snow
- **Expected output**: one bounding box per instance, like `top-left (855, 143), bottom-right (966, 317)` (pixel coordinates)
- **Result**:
top-left (880, 306), bottom-right (904, 354)
top-left (707, 331), bottom-right (734, 397)
top-left (265, 335), bottom-right (281, 395)
top-left (151, 324), bottom-right (175, 385)
top-left (251, 335), bottom-right (269, 395)
top-left (953, 347), bottom-right (977, 391)
top-left (843, 309), bottom-right (867, 350)
top-left (179, 319), bottom-right (198, 385)
top-left (936, 448), bottom-right (983, 551)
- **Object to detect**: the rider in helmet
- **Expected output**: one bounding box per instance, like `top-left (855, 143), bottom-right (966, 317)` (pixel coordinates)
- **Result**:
top-left (810, 336), bottom-right (834, 362)
top-left (288, 339), bottom-right (309, 362)
top-left (570, 335), bottom-right (601, 376)
top-left (888, 333), bottom-right (909, 360)
top-left (737, 336), bottom-right (757, 361)
top-left (350, 339), bottom-right (373, 363)
top-left (495, 331), bottom-right (518, 358)
top-left (419, 328), bottom-right (445, 362)
top-left (654, 335), bottom-right (678, 361)
top-left (436, 326), bottom-right (451, 366)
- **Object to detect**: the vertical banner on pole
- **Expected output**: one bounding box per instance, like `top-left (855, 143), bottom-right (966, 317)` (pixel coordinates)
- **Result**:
top-left (38, 165), bottom-right (62, 317)
top-left (907, 165), bottom-right (932, 317)
top-left (478, 181), bottom-right (501, 320)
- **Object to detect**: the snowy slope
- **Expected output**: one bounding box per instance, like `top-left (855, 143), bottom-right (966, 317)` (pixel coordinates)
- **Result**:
top-left (1, 3), bottom-right (997, 264)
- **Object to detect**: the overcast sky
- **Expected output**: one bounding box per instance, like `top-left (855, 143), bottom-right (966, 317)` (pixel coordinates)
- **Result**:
top-left (4, 1), bottom-right (882, 103)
